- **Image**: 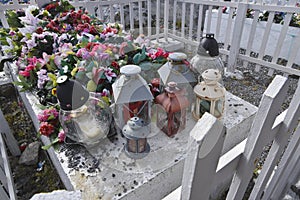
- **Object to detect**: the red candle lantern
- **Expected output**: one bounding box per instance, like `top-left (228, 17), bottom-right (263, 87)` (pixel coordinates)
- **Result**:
top-left (155, 82), bottom-right (190, 137)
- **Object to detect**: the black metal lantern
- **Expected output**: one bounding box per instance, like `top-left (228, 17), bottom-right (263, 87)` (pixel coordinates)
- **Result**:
top-left (190, 34), bottom-right (224, 78)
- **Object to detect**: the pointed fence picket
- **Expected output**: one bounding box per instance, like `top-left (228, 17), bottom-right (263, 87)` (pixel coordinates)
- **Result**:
top-left (180, 75), bottom-right (300, 199)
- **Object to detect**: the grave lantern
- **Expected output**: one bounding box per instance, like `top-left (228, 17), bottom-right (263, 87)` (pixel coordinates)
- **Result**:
top-left (122, 117), bottom-right (150, 159)
top-left (190, 34), bottom-right (224, 79)
top-left (193, 69), bottom-right (226, 120)
top-left (56, 76), bottom-right (111, 146)
top-left (158, 52), bottom-right (197, 92)
top-left (112, 65), bottom-right (153, 130)
top-left (155, 82), bottom-right (190, 137)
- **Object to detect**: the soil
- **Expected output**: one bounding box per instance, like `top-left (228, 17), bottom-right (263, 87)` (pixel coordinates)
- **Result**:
top-left (0, 83), bottom-right (64, 200)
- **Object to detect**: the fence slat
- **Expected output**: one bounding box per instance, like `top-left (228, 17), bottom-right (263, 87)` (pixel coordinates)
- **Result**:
top-left (120, 4), bottom-right (125, 29)
top-left (164, 0), bottom-right (169, 41)
top-left (0, 133), bottom-right (17, 200)
top-left (147, 0), bottom-right (151, 37)
top-left (196, 4), bottom-right (204, 42)
top-left (226, 75), bottom-right (289, 200)
top-left (267, 13), bottom-right (293, 76)
top-left (129, 2), bottom-right (134, 31)
top-left (181, 113), bottom-right (226, 200)
top-left (242, 10), bottom-right (260, 69)
top-left (0, 110), bottom-right (20, 157)
top-left (188, 3), bottom-right (194, 40)
top-left (205, 5), bottom-right (213, 34)
top-left (181, 2), bottom-right (186, 38)
top-left (224, 7), bottom-right (235, 51)
top-left (138, 1), bottom-right (143, 34)
top-left (250, 79), bottom-right (300, 200)
top-left (215, 7), bottom-right (223, 40)
top-left (172, 0), bottom-right (177, 35)
top-left (255, 11), bottom-right (275, 72)
top-left (227, 3), bottom-right (248, 72)
top-left (286, 30), bottom-right (300, 69)
top-left (264, 123), bottom-right (300, 199)
top-left (156, 0), bottom-right (160, 42)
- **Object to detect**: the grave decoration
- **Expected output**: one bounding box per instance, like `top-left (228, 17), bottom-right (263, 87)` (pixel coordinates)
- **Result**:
top-left (190, 33), bottom-right (224, 78)
top-left (155, 82), bottom-right (190, 137)
top-left (193, 69), bottom-right (226, 120)
top-left (0, 0), bottom-right (169, 149)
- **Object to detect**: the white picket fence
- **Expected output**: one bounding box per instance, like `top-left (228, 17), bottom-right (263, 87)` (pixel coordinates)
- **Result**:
top-left (1, 0), bottom-right (300, 77)
top-left (1, 0), bottom-right (300, 199)
top-left (178, 75), bottom-right (300, 199)
top-left (0, 109), bottom-right (21, 200)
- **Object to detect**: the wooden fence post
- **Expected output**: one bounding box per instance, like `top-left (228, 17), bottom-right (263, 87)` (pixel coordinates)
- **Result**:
top-left (226, 75), bottom-right (289, 200)
top-left (181, 113), bottom-right (226, 200)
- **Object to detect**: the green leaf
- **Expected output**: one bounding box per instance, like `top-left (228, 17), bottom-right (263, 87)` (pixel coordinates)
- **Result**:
top-left (87, 80), bottom-right (97, 92)
top-left (41, 138), bottom-right (59, 150)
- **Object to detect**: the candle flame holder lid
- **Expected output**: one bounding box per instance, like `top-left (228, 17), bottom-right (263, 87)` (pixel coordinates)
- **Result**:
top-left (56, 75), bottom-right (89, 111)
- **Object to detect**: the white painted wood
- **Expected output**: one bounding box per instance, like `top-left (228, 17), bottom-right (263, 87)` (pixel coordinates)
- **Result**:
top-left (254, 11), bottom-right (275, 72)
top-left (226, 75), bottom-right (289, 200)
top-left (242, 10), bottom-right (260, 69)
top-left (0, 110), bottom-right (20, 157)
top-left (181, 2), bottom-right (186, 38)
top-left (164, 0), bottom-right (169, 41)
top-left (223, 8), bottom-right (234, 51)
top-left (156, 0), bottom-right (160, 42)
top-left (138, 1), bottom-right (143, 34)
top-left (264, 123), bottom-right (300, 199)
top-left (215, 7), bottom-right (223, 40)
top-left (206, 5), bottom-right (213, 34)
top-left (181, 113), bottom-right (226, 200)
top-left (109, 4), bottom-right (114, 23)
top-left (227, 3), bottom-right (248, 72)
top-left (147, 0), bottom-right (151, 37)
top-left (188, 3), bottom-right (194, 40)
top-left (196, 4), bottom-right (204, 42)
top-left (0, 186), bottom-right (9, 200)
top-left (172, 0), bottom-right (177, 35)
top-left (120, 4), bottom-right (125, 29)
top-left (129, 2), bottom-right (134, 31)
top-left (0, 133), bottom-right (17, 200)
top-left (286, 30), bottom-right (300, 69)
top-left (267, 13), bottom-right (292, 76)
top-left (249, 79), bottom-right (300, 200)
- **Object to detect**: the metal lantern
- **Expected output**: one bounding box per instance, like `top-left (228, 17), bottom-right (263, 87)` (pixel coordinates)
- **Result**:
top-left (122, 117), bottom-right (150, 159)
top-left (190, 34), bottom-right (224, 78)
top-left (158, 52), bottom-right (197, 91)
top-left (193, 69), bottom-right (226, 120)
top-left (56, 76), bottom-right (111, 146)
top-left (155, 82), bottom-right (190, 137)
top-left (112, 65), bottom-right (153, 130)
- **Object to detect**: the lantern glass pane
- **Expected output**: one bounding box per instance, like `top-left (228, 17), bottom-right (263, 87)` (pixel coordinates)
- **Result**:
top-left (214, 99), bottom-right (224, 118)
top-left (199, 99), bottom-right (211, 117)
top-left (156, 104), bottom-right (168, 132)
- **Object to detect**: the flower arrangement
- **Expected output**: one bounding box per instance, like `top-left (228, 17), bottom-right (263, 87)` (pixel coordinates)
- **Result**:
top-left (1, 0), bottom-right (169, 149)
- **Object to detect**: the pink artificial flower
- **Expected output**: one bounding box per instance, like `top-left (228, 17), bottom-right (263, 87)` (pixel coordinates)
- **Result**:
top-left (19, 71), bottom-right (30, 77)
top-left (58, 130), bottom-right (66, 143)
top-left (104, 68), bottom-right (117, 82)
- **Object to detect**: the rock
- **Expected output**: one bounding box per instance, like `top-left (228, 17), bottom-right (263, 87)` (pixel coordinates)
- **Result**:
top-left (30, 190), bottom-right (82, 200)
top-left (19, 141), bottom-right (41, 165)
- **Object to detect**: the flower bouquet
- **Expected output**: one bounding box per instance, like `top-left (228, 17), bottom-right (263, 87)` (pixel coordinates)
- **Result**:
top-left (1, 0), bottom-right (170, 149)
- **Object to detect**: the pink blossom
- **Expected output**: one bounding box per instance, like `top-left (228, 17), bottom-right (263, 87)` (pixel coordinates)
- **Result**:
top-left (104, 68), bottom-right (117, 82)
top-left (19, 71), bottom-right (30, 77)
top-left (58, 130), bottom-right (66, 143)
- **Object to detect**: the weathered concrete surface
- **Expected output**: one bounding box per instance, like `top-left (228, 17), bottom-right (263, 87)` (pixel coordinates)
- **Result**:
top-left (54, 91), bottom-right (257, 200)
top-left (30, 190), bottom-right (82, 200)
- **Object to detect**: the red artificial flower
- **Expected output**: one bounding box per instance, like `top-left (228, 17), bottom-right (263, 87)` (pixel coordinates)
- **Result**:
top-left (111, 61), bottom-right (119, 70)
top-left (25, 65), bottom-right (35, 71)
top-left (36, 27), bottom-right (43, 34)
top-left (45, 3), bottom-right (58, 11)
top-left (81, 14), bottom-right (91, 23)
top-left (89, 26), bottom-right (98, 35)
top-left (39, 122), bottom-right (55, 137)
